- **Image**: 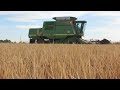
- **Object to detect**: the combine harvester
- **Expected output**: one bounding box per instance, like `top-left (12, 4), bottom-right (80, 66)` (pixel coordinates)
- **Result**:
top-left (28, 17), bottom-right (87, 44)
top-left (28, 16), bottom-right (111, 44)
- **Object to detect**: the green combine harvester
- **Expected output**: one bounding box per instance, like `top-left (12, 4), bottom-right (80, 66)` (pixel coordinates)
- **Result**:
top-left (28, 17), bottom-right (87, 44)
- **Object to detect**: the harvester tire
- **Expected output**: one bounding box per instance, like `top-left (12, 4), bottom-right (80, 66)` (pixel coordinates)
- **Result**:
top-left (37, 39), bottom-right (44, 44)
top-left (30, 39), bottom-right (35, 43)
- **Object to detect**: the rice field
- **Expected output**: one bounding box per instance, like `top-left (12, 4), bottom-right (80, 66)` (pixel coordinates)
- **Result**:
top-left (0, 44), bottom-right (120, 79)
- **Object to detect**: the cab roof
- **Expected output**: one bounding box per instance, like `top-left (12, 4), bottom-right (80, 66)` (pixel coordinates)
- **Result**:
top-left (53, 17), bottom-right (77, 21)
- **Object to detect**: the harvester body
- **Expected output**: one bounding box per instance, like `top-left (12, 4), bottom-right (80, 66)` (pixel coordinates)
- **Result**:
top-left (29, 17), bottom-right (87, 44)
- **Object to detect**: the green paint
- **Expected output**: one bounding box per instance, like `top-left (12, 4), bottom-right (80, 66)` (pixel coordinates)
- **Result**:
top-left (28, 17), bottom-right (87, 43)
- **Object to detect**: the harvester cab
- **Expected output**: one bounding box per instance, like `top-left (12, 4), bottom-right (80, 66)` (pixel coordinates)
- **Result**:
top-left (75, 21), bottom-right (87, 36)
top-left (53, 17), bottom-right (87, 36)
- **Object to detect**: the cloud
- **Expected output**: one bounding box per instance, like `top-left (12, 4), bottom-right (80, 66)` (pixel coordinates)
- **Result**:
top-left (110, 18), bottom-right (120, 25)
top-left (0, 11), bottom-right (91, 22)
top-left (84, 26), bottom-right (120, 42)
top-left (16, 25), bottom-right (42, 29)
top-left (93, 11), bottom-right (120, 16)
top-left (1, 11), bottom-right (120, 23)
top-left (0, 11), bottom-right (24, 15)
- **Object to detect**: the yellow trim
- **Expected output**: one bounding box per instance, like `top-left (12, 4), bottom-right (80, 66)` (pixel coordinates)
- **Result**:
top-left (29, 34), bottom-right (84, 37)
top-left (29, 35), bottom-right (37, 36)
top-left (43, 34), bottom-right (75, 36)
top-left (29, 34), bottom-right (75, 36)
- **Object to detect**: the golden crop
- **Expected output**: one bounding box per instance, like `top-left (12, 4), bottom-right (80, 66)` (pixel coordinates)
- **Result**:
top-left (0, 44), bottom-right (120, 79)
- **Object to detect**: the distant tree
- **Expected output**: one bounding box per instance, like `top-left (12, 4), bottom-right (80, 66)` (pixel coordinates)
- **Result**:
top-left (0, 39), bottom-right (12, 43)
top-left (100, 39), bottom-right (111, 44)
top-left (4, 39), bottom-right (11, 43)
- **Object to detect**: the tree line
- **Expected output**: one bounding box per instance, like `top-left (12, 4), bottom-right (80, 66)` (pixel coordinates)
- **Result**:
top-left (0, 39), bottom-right (14, 43)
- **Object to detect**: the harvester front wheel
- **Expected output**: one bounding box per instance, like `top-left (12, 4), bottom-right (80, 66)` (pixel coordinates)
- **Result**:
top-left (37, 39), bottom-right (44, 44)
top-left (30, 39), bottom-right (35, 43)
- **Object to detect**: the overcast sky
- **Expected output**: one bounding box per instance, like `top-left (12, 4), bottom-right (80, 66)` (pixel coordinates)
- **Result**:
top-left (0, 11), bottom-right (120, 42)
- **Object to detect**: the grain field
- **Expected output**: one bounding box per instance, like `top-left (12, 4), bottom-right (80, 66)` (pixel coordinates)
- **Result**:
top-left (0, 44), bottom-right (120, 79)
